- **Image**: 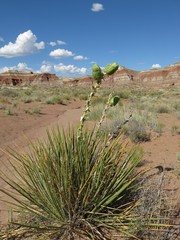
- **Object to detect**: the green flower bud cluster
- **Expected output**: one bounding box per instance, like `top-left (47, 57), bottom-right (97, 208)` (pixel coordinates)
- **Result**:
top-left (110, 96), bottom-right (120, 107)
top-left (104, 62), bottom-right (119, 75)
top-left (92, 62), bottom-right (119, 84)
top-left (92, 64), bottom-right (104, 84)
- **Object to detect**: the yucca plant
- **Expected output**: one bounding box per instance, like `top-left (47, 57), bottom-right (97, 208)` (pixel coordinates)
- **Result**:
top-left (1, 62), bottom-right (145, 239)
top-left (0, 128), bottom-right (143, 239)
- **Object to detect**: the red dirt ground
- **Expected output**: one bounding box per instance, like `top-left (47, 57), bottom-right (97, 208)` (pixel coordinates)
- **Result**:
top-left (0, 99), bottom-right (180, 229)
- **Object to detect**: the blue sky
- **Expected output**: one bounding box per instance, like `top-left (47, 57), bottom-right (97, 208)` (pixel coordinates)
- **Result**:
top-left (0, 0), bottom-right (180, 77)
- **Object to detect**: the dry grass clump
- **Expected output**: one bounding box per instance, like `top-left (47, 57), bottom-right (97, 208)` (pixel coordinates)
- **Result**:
top-left (133, 171), bottom-right (180, 240)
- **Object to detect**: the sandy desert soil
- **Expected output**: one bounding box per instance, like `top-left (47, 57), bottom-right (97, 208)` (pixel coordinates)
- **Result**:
top-left (0, 91), bottom-right (179, 233)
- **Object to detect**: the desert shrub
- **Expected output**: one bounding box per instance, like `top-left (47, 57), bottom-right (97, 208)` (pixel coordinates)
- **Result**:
top-left (3, 107), bottom-right (14, 116)
top-left (155, 122), bottom-right (165, 134)
top-left (0, 88), bottom-right (18, 98)
top-left (24, 109), bottom-right (32, 115)
top-left (0, 96), bottom-right (11, 104)
top-left (176, 112), bottom-right (180, 120)
top-left (134, 172), bottom-right (180, 240)
top-left (155, 104), bottom-right (170, 113)
top-left (176, 152), bottom-right (180, 162)
top-left (46, 96), bottom-right (64, 105)
top-left (22, 97), bottom-right (33, 103)
top-left (32, 106), bottom-right (41, 114)
top-left (124, 119), bottom-right (150, 143)
top-left (173, 101), bottom-right (180, 111)
top-left (24, 89), bottom-right (32, 96)
top-left (171, 124), bottom-right (180, 135)
top-left (88, 103), bottom-right (104, 121)
top-left (97, 106), bottom-right (153, 143)
top-left (79, 93), bottom-right (88, 100)
top-left (91, 96), bottom-right (108, 106)
top-left (46, 98), bottom-right (55, 104)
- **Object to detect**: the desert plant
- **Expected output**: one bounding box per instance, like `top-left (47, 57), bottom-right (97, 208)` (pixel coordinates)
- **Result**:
top-left (32, 106), bottom-right (41, 114)
top-left (22, 97), bottom-right (33, 103)
top-left (124, 119), bottom-right (151, 143)
top-left (134, 172), bottom-right (180, 240)
top-left (0, 88), bottom-right (18, 98)
top-left (0, 128), bottom-right (144, 239)
top-left (155, 104), bottom-right (170, 113)
top-left (176, 152), bottom-right (180, 162)
top-left (171, 124), bottom-right (180, 135)
top-left (46, 96), bottom-right (64, 105)
top-left (3, 107), bottom-right (15, 116)
top-left (24, 109), bottom-right (32, 115)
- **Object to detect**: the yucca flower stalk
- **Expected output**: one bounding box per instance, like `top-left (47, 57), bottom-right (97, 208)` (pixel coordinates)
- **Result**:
top-left (77, 82), bottom-right (101, 139)
top-left (78, 62), bottom-right (120, 138)
top-left (96, 95), bottom-right (120, 134)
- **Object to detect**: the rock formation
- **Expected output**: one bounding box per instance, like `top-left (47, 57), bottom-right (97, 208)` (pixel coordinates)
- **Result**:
top-left (0, 70), bottom-right (60, 86)
top-left (0, 62), bottom-right (180, 87)
top-left (138, 63), bottom-right (180, 86)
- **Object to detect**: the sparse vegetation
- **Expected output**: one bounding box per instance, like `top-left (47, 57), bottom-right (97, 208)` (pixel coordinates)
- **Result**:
top-left (0, 68), bottom-right (180, 239)
top-left (135, 172), bottom-right (180, 240)
top-left (176, 152), bottom-right (180, 161)
top-left (0, 63), bottom-right (147, 239)
top-left (171, 124), bottom-right (180, 135)
top-left (3, 107), bottom-right (14, 116)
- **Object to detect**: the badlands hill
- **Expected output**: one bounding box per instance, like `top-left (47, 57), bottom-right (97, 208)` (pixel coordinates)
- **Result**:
top-left (0, 62), bottom-right (180, 87)
top-left (64, 62), bottom-right (180, 87)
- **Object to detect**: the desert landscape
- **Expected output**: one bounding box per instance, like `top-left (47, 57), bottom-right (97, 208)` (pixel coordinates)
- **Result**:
top-left (0, 64), bottom-right (180, 239)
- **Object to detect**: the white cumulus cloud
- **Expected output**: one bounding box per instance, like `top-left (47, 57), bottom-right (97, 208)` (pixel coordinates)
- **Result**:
top-left (74, 55), bottom-right (88, 60)
top-left (40, 64), bottom-right (52, 73)
top-left (54, 63), bottom-right (87, 75)
top-left (91, 3), bottom-right (104, 12)
top-left (49, 41), bottom-right (57, 47)
top-left (151, 63), bottom-right (161, 69)
top-left (0, 30), bottom-right (45, 58)
top-left (0, 62), bottom-right (32, 73)
top-left (49, 40), bottom-right (66, 47)
top-left (34, 41), bottom-right (45, 49)
top-left (49, 48), bottom-right (74, 58)
top-left (57, 40), bottom-right (66, 45)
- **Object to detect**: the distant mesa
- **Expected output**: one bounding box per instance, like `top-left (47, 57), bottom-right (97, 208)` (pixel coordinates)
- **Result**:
top-left (0, 70), bottom-right (60, 86)
top-left (0, 62), bottom-right (180, 87)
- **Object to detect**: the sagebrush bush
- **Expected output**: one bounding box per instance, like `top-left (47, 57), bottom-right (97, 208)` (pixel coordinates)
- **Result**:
top-left (124, 119), bottom-right (151, 143)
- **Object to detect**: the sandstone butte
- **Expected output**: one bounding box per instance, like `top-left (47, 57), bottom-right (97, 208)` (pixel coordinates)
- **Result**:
top-left (0, 62), bottom-right (180, 87)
